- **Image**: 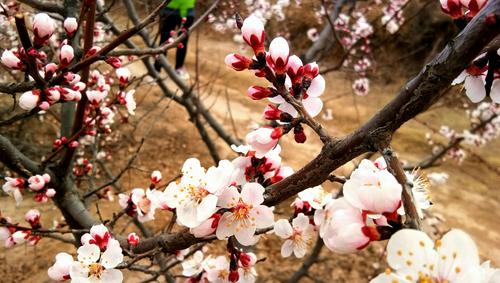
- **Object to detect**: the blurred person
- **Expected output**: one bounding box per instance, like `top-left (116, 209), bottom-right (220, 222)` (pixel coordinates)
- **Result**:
top-left (155, 0), bottom-right (195, 80)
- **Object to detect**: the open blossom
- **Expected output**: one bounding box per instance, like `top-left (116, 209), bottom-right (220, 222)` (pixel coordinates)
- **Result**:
top-left (48, 252), bottom-right (74, 281)
top-left (245, 127), bottom-right (280, 158)
top-left (274, 213), bottom-right (315, 258)
top-left (295, 185), bottom-right (332, 210)
top-left (119, 188), bottom-right (157, 222)
top-left (241, 15), bottom-right (265, 55)
top-left (182, 250), bottom-right (205, 277)
top-left (33, 13), bottom-right (55, 44)
top-left (216, 183), bottom-right (274, 246)
top-left (25, 209), bottom-right (41, 228)
top-left (440, 0), bottom-right (463, 18)
top-left (1, 50), bottom-right (23, 70)
top-left (343, 158), bottom-right (402, 216)
top-left (371, 229), bottom-right (500, 283)
top-left (352, 78), bottom-right (370, 96)
top-left (203, 255), bottom-right (230, 282)
top-left (2, 177), bottom-right (24, 205)
top-left (314, 197), bottom-right (371, 254)
top-left (270, 73), bottom-right (325, 118)
top-left (70, 239), bottom-right (123, 283)
top-left (19, 90), bottom-right (40, 111)
top-left (165, 159), bottom-right (234, 228)
top-left (125, 90), bottom-right (136, 115)
top-left (28, 173), bottom-right (50, 191)
top-left (81, 224), bottom-right (111, 250)
top-left (397, 171), bottom-right (432, 219)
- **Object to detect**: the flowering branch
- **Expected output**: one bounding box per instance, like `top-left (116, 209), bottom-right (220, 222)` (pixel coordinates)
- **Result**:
top-left (379, 146), bottom-right (423, 230)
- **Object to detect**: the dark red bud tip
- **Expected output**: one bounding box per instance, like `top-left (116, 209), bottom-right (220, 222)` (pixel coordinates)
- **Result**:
top-left (229, 270), bottom-right (239, 282)
top-left (271, 127), bottom-right (283, 139)
top-left (361, 226), bottom-right (380, 241)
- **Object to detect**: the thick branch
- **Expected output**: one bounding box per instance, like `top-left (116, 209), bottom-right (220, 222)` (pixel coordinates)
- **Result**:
top-left (0, 134), bottom-right (41, 177)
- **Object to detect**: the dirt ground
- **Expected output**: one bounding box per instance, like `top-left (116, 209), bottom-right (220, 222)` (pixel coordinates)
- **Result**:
top-left (1, 29), bottom-right (499, 282)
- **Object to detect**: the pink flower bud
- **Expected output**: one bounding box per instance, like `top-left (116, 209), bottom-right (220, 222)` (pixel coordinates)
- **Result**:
top-left (440, 0), bottom-right (463, 18)
top-left (268, 37), bottom-right (289, 74)
top-left (59, 45), bottom-right (74, 67)
top-left (241, 15), bottom-right (266, 55)
top-left (247, 86), bottom-right (272, 100)
top-left (246, 127), bottom-right (280, 158)
top-left (263, 104), bottom-right (282, 120)
top-left (303, 62), bottom-right (319, 80)
top-left (287, 55), bottom-right (303, 81)
top-left (150, 170), bottom-right (162, 184)
top-left (225, 53), bottom-right (252, 71)
top-left (39, 101), bottom-right (50, 110)
top-left (44, 63), bottom-right (58, 79)
top-left (19, 90), bottom-right (40, 111)
top-left (116, 67), bottom-right (131, 85)
top-left (45, 87), bottom-right (61, 104)
top-left (69, 141), bottom-right (79, 148)
top-left (105, 56), bottom-right (122, 68)
top-left (87, 46), bottom-right (101, 56)
top-left (127, 232), bottom-right (140, 245)
top-left (86, 90), bottom-right (107, 105)
top-left (63, 17), bottom-right (78, 37)
top-left (1, 50), bottom-right (23, 70)
top-left (25, 209), bottom-right (41, 228)
top-left (33, 13), bottom-right (55, 45)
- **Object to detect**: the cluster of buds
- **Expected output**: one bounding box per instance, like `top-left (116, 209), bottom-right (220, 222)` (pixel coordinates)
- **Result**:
top-left (53, 136), bottom-right (79, 150)
top-left (0, 210), bottom-right (42, 248)
top-left (2, 174), bottom-right (55, 205)
top-left (72, 158), bottom-right (93, 177)
top-left (226, 15), bottom-right (326, 149)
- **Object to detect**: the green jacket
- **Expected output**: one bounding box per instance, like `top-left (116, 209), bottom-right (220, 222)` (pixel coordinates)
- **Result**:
top-left (167, 0), bottom-right (195, 18)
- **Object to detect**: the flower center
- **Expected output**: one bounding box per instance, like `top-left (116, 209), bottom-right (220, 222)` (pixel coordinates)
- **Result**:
top-left (88, 263), bottom-right (104, 278)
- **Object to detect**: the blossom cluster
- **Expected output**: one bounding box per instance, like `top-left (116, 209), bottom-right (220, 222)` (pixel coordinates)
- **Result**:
top-left (2, 173), bottom-right (56, 205)
top-left (274, 158), bottom-right (432, 255)
top-left (371, 229), bottom-right (500, 282)
top-left (181, 250), bottom-right (258, 283)
top-left (381, 0), bottom-right (408, 34)
top-left (426, 102), bottom-right (499, 164)
top-left (0, 209), bottom-right (42, 247)
top-left (333, 13), bottom-right (374, 96)
top-left (48, 225), bottom-right (124, 282)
